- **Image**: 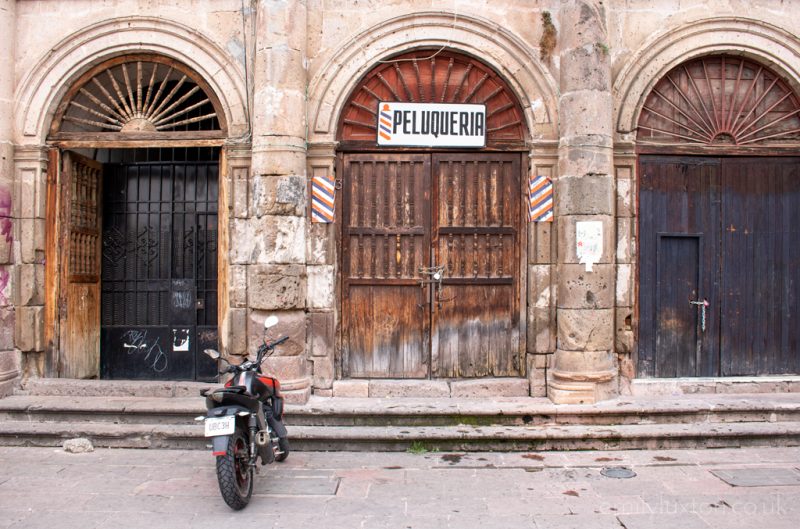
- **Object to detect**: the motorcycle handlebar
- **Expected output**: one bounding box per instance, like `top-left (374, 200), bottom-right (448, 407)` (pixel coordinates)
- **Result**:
top-left (269, 336), bottom-right (289, 348)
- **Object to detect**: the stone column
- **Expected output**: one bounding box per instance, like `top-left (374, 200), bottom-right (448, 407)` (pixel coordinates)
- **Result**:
top-left (238, 0), bottom-right (310, 402)
top-left (549, 0), bottom-right (618, 404)
top-left (0, 0), bottom-right (19, 396)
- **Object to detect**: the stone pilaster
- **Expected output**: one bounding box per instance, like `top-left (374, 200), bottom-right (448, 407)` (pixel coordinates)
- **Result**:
top-left (306, 142), bottom-right (336, 395)
top-left (550, 0), bottom-right (618, 404)
top-left (243, 0), bottom-right (310, 403)
top-left (0, 0), bottom-right (18, 396)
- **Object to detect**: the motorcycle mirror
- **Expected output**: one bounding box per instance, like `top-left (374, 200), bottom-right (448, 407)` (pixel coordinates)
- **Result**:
top-left (264, 315), bottom-right (279, 330)
top-left (203, 348), bottom-right (221, 360)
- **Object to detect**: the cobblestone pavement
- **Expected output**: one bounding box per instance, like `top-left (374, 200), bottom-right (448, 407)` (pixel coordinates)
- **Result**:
top-left (0, 446), bottom-right (798, 528)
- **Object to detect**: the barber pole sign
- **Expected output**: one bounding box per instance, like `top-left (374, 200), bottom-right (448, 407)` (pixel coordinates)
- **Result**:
top-left (529, 175), bottom-right (553, 222)
top-left (311, 175), bottom-right (336, 223)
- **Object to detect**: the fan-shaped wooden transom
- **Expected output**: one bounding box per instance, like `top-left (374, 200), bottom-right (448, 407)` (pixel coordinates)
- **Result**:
top-left (51, 55), bottom-right (224, 138)
top-left (638, 55), bottom-right (800, 146)
top-left (339, 50), bottom-right (527, 145)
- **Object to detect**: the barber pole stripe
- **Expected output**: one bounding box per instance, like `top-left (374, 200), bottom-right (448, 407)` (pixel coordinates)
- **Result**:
top-left (379, 107), bottom-right (393, 142)
top-left (311, 175), bottom-right (336, 223)
top-left (529, 175), bottom-right (553, 222)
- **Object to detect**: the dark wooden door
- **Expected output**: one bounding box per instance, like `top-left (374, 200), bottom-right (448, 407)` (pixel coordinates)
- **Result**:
top-left (432, 153), bottom-right (521, 377)
top-left (639, 155), bottom-right (800, 377)
top-left (342, 152), bottom-right (522, 378)
top-left (639, 156), bottom-right (721, 377)
top-left (100, 154), bottom-right (219, 381)
top-left (720, 158), bottom-right (800, 375)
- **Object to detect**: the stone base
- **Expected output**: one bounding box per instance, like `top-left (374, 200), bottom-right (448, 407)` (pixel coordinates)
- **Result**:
top-left (547, 379), bottom-right (596, 405)
top-left (548, 371), bottom-right (618, 405)
top-left (282, 385), bottom-right (311, 404)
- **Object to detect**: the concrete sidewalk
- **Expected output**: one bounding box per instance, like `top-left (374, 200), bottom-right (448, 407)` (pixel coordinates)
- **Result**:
top-left (0, 446), bottom-right (798, 529)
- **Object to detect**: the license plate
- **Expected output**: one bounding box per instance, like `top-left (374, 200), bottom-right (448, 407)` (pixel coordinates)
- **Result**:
top-left (204, 416), bottom-right (235, 437)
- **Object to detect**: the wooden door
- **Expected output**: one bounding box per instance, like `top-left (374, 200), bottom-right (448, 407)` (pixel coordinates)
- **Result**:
top-left (58, 151), bottom-right (103, 378)
top-left (720, 158), bottom-right (800, 375)
top-left (432, 153), bottom-right (521, 377)
top-left (342, 154), bottom-right (431, 378)
top-left (342, 152), bottom-right (523, 378)
top-left (638, 156), bottom-right (721, 377)
top-left (639, 155), bottom-right (800, 377)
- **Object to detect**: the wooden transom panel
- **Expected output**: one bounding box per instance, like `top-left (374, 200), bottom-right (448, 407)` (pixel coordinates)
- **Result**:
top-left (339, 50), bottom-right (527, 144)
top-left (638, 55), bottom-right (800, 146)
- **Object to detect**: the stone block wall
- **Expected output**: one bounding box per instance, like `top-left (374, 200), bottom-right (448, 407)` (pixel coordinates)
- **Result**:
top-left (2, 0), bottom-right (800, 403)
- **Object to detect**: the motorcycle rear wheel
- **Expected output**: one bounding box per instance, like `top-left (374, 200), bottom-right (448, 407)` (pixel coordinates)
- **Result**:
top-left (275, 436), bottom-right (290, 462)
top-left (216, 428), bottom-right (253, 510)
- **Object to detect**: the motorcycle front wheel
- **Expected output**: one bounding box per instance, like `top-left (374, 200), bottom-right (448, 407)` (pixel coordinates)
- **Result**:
top-left (215, 428), bottom-right (253, 510)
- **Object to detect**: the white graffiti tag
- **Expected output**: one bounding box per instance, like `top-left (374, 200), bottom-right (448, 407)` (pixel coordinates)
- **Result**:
top-left (122, 330), bottom-right (168, 373)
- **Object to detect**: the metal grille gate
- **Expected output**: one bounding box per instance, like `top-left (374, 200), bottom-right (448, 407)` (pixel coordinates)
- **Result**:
top-left (100, 149), bottom-right (219, 381)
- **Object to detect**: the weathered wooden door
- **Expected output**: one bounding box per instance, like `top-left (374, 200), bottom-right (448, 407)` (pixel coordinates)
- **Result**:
top-left (100, 154), bottom-right (219, 381)
top-left (342, 152), bottom-right (522, 378)
top-left (639, 157), bottom-right (721, 377)
top-left (57, 152), bottom-right (103, 378)
top-left (720, 158), bottom-right (800, 375)
top-left (639, 155), bottom-right (800, 377)
top-left (432, 153), bottom-right (521, 377)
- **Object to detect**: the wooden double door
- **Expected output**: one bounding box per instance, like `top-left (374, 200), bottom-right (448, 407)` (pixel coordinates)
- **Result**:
top-left (342, 152), bottom-right (523, 379)
top-left (639, 156), bottom-right (800, 378)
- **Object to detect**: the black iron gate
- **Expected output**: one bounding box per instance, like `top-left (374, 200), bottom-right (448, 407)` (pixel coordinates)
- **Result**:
top-left (100, 149), bottom-right (219, 381)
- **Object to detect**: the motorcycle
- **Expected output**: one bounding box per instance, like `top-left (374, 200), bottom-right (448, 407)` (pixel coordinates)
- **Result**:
top-left (198, 315), bottom-right (290, 510)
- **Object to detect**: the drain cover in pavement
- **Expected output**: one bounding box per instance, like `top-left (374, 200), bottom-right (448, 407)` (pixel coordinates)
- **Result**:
top-left (600, 466), bottom-right (636, 479)
top-left (711, 467), bottom-right (800, 487)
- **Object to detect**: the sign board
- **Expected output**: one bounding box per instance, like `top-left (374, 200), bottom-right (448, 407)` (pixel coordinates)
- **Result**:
top-left (576, 221), bottom-right (603, 272)
top-left (377, 102), bottom-right (486, 147)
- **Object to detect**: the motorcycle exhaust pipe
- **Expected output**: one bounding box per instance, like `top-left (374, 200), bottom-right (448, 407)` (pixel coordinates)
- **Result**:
top-left (255, 430), bottom-right (270, 447)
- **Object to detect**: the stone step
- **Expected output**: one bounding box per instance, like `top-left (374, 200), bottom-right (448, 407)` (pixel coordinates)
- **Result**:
top-left (2, 419), bottom-right (799, 452)
top-left (631, 376), bottom-right (800, 396)
top-left (2, 394), bottom-right (800, 429)
top-left (14, 379), bottom-right (215, 399)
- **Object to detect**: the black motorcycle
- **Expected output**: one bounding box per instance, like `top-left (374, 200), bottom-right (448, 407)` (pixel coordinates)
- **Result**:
top-left (199, 316), bottom-right (290, 510)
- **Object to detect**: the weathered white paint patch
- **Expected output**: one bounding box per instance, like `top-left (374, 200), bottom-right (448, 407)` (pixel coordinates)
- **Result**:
top-left (616, 264), bottom-right (631, 306)
top-left (307, 264), bottom-right (334, 309)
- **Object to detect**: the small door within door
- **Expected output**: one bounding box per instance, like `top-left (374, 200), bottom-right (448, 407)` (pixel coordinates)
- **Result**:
top-left (342, 152), bottom-right (523, 378)
top-left (100, 155), bottom-right (218, 381)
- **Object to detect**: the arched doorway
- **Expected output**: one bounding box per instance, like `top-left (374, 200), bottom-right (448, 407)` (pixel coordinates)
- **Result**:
top-left (636, 55), bottom-right (800, 377)
top-left (45, 55), bottom-right (227, 381)
top-left (337, 49), bottom-right (528, 379)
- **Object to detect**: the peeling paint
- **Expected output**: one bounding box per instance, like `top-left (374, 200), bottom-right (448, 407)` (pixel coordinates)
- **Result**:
top-left (0, 268), bottom-right (9, 305)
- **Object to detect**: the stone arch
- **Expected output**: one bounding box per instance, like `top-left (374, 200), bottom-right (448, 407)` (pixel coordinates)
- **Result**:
top-left (307, 11), bottom-right (558, 145)
top-left (614, 17), bottom-right (800, 137)
top-left (14, 16), bottom-right (248, 144)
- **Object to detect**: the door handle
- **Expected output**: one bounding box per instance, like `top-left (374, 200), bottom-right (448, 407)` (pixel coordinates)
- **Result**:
top-left (689, 298), bottom-right (709, 332)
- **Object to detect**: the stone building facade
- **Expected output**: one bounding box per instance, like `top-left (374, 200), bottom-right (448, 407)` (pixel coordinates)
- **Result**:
top-left (1, 0), bottom-right (799, 404)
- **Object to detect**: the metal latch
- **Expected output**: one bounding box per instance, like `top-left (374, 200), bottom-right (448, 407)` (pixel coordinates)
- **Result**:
top-left (689, 298), bottom-right (709, 332)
